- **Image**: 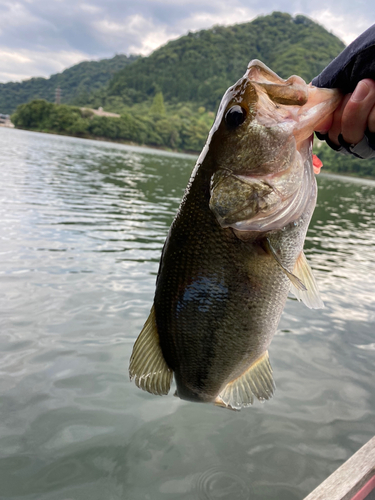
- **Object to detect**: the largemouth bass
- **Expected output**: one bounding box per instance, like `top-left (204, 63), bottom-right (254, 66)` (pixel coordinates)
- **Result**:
top-left (129, 60), bottom-right (340, 410)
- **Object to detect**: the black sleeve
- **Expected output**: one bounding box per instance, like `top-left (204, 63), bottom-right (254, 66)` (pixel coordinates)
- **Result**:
top-left (312, 24), bottom-right (375, 159)
top-left (312, 24), bottom-right (375, 91)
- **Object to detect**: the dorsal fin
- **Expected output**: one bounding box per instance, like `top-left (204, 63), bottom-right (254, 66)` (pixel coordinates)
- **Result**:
top-left (290, 251), bottom-right (324, 309)
top-left (129, 306), bottom-right (173, 396)
top-left (215, 351), bottom-right (275, 410)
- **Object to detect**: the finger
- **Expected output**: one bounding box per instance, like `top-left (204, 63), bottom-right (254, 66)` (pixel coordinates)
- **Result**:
top-left (368, 104), bottom-right (375, 133)
top-left (327, 94), bottom-right (351, 146)
top-left (314, 114), bottom-right (334, 135)
top-left (314, 93), bottom-right (345, 135)
top-left (341, 79), bottom-right (375, 144)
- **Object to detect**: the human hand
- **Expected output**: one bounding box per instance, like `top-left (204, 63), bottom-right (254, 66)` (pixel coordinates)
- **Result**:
top-left (315, 79), bottom-right (375, 158)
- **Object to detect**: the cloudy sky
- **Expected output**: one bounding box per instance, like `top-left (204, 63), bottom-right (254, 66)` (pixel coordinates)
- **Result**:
top-left (1, 0), bottom-right (374, 83)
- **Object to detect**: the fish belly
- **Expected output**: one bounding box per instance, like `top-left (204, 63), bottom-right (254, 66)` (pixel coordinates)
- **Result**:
top-left (154, 220), bottom-right (292, 405)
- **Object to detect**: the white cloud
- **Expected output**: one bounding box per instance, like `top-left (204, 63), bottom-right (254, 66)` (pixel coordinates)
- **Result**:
top-left (309, 8), bottom-right (372, 45)
top-left (0, 48), bottom-right (91, 82)
top-left (1, 0), bottom-right (52, 31)
top-left (119, 6), bottom-right (258, 56)
top-left (1, 0), bottom-right (375, 82)
top-left (79, 3), bottom-right (103, 14)
top-left (178, 6), bottom-right (257, 32)
top-left (93, 14), bottom-right (178, 56)
top-left (126, 16), bottom-right (178, 55)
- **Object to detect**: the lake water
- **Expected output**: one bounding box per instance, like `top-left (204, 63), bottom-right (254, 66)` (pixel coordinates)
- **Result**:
top-left (0, 127), bottom-right (374, 500)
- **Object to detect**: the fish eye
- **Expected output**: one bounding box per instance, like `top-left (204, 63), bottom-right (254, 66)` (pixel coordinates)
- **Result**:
top-left (224, 105), bottom-right (247, 129)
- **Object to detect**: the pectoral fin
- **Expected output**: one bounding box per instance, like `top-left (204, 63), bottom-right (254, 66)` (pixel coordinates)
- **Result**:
top-left (290, 251), bottom-right (324, 309)
top-left (215, 351), bottom-right (275, 410)
top-left (129, 306), bottom-right (173, 396)
top-left (263, 238), bottom-right (306, 291)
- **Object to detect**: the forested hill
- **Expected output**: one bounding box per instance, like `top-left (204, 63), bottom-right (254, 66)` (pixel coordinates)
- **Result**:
top-left (10, 13), bottom-right (375, 178)
top-left (2, 12), bottom-right (344, 115)
top-left (0, 54), bottom-right (138, 115)
top-left (106, 12), bottom-right (345, 111)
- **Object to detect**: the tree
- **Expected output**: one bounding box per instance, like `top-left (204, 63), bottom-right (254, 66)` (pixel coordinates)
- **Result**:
top-left (150, 91), bottom-right (166, 115)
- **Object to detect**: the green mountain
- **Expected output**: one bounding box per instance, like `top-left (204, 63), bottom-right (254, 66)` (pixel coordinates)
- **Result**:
top-left (11, 14), bottom-right (375, 177)
top-left (106, 12), bottom-right (345, 111)
top-left (2, 12), bottom-right (345, 116)
top-left (0, 54), bottom-right (138, 115)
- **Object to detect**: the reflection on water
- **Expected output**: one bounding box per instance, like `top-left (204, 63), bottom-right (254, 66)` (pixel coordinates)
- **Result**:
top-left (0, 128), bottom-right (374, 500)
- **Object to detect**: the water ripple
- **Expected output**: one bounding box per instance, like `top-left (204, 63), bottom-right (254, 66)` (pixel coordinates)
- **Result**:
top-left (196, 466), bottom-right (251, 499)
top-left (0, 128), bottom-right (374, 500)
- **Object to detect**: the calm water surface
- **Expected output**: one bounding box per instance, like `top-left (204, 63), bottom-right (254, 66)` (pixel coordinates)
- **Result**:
top-left (0, 127), bottom-right (374, 500)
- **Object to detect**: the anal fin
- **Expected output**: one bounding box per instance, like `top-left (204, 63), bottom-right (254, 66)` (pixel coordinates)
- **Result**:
top-left (290, 251), bottom-right (324, 309)
top-left (129, 305), bottom-right (173, 396)
top-left (215, 351), bottom-right (275, 410)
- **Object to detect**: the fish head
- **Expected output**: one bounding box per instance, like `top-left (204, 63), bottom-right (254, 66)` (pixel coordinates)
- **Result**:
top-left (206, 60), bottom-right (341, 232)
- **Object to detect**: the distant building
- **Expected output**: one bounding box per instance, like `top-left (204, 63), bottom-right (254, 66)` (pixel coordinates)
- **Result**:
top-left (80, 107), bottom-right (120, 118)
top-left (0, 114), bottom-right (14, 128)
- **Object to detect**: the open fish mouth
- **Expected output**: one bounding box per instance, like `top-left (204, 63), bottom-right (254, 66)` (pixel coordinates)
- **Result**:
top-left (246, 60), bottom-right (341, 147)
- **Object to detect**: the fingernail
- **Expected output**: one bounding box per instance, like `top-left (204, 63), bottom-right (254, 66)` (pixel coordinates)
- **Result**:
top-left (351, 81), bottom-right (370, 102)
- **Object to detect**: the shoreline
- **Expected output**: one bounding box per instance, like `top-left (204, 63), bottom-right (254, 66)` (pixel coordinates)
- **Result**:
top-left (320, 169), bottom-right (375, 181)
top-left (7, 125), bottom-right (200, 157)
top-left (5, 126), bottom-right (375, 181)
